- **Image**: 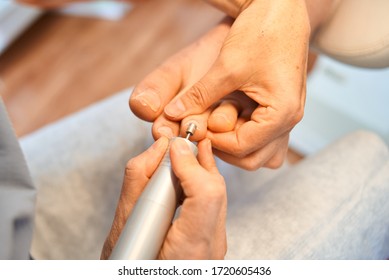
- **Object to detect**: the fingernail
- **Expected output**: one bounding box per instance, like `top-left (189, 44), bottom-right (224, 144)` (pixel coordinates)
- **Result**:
top-left (151, 137), bottom-right (166, 151)
top-left (134, 89), bottom-right (161, 112)
top-left (205, 138), bottom-right (212, 152)
top-left (157, 126), bottom-right (174, 138)
top-left (173, 138), bottom-right (191, 154)
top-left (165, 98), bottom-right (186, 117)
top-left (213, 112), bottom-right (233, 126)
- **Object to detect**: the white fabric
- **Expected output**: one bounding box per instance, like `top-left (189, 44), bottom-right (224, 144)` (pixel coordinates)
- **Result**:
top-left (312, 0), bottom-right (389, 68)
top-left (19, 89), bottom-right (389, 259)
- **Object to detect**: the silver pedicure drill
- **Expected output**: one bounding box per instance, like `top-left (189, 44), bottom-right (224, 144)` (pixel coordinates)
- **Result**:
top-left (109, 123), bottom-right (198, 260)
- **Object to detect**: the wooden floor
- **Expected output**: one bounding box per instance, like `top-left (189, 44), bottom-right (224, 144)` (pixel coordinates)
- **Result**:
top-left (0, 0), bottom-right (302, 162)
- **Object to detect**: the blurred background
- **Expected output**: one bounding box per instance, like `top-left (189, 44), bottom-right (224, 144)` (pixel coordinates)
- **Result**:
top-left (291, 56), bottom-right (389, 155)
top-left (0, 0), bottom-right (388, 162)
top-left (0, 0), bottom-right (223, 134)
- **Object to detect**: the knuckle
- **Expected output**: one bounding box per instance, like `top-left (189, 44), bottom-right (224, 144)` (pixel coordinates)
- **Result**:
top-left (265, 157), bottom-right (284, 169)
top-left (231, 134), bottom-right (252, 158)
top-left (230, 147), bottom-right (244, 157)
top-left (265, 151), bottom-right (287, 169)
top-left (292, 105), bottom-right (304, 124)
top-left (215, 56), bottom-right (239, 83)
top-left (125, 158), bottom-right (141, 176)
top-left (242, 160), bottom-right (262, 171)
top-left (230, 144), bottom-right (247, 158)
top-left (188, 82), bottom-right (210, 108)
top-left (282, 99), bottom-right (304, 129)
top-left (203, 176), bottom-right (226, 202)
top-left (157, 62), bottom-right (177, 78)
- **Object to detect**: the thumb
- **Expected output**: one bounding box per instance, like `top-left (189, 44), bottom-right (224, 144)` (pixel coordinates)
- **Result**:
top-left (164, 60), bottom-right (237, 121)
top-left (130, 57), bottom-right (183, 122)
top-left (169, 138), bottom-right (200, 185)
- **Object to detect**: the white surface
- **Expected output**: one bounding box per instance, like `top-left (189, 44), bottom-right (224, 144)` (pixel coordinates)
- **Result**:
top-left (59, 1), bottom-right (132, 21)
top-left (290, 56), bottom-right (389, 155)
top-left (0, 1), bottom-right (42, 55)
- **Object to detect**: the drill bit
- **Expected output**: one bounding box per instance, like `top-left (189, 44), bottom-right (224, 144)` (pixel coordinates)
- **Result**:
top-left (185, 123), bottom-right (197, 140)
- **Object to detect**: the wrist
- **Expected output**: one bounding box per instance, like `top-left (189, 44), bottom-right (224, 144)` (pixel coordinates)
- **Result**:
top-left (205, 0), bottom-right (339, 37)
top-left (203, 0), bottom-right (254, 18)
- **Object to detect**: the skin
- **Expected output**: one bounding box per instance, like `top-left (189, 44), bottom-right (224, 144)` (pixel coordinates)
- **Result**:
top-left (101, 137), bottom-right (227, 260)
top-left (20, 0), bottom-right (337, 170)
top-left (130, 0), bottom-right (337, 170)
top-left (19, 0), bottom-right (336, 257)
top-left (18, 1), bottom-right (229, 257)
top-left (132, 0), bottom-right (310, 170)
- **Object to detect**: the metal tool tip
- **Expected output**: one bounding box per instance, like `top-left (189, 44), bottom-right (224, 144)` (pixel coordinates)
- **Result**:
top-left (185, 123), bottom-right (197, 139)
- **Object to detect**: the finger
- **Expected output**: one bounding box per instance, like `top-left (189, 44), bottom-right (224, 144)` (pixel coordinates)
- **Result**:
top-left (161, 139), bottom-right (226, 259)
top-left (161, 18), bottom-right (234, 122)
top-left (130, 18), bottom-right (232, 123)
top-left (197, 138), bottom-right (219, 174)
top-left (212, 133), bottom-right (289, 170)
top-left (171, 138), bottom-right (225, 196)
top-left (169, 138), bottom-right (202, 183)
top-left (130, 59), bottom-right (183, 122)
top-left (163, 57), bottom-right (238, 121)
top-left (123, 137), bottom-right (169, 195)
top-left (207, 104), bottom-right (289, 157)
top-left (152, 114), bottom-right (180, 140)
top-left (101, 137), bottom-right (169, 259)
top-left (170, 138), bottom-right (207, 198)
top-left (208, 99), bottom-right (240, 133)
top-left (121, 137), bottom-right (169, 225)
top-left (208, 91), bottom-right (256, 132)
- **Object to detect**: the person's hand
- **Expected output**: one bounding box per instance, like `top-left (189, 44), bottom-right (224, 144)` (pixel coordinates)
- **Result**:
top-left (131, 0), bottom-right (311, 170)
top-left (130, 18), bottom-right (232, 140)
top-left (101, 137), bottom-right (227, 260)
